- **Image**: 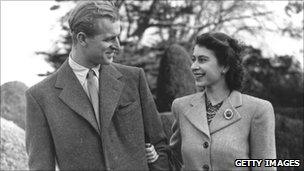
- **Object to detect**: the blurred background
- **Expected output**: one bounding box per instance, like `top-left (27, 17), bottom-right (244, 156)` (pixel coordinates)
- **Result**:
top-left (1, 0), bottom-right (303, 170)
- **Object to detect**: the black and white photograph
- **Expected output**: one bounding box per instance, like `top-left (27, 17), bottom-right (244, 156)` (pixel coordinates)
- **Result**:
top-left (0, 0), bottom-right (303, 171)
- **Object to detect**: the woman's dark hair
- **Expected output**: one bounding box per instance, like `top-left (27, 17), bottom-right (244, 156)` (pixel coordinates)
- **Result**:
top-left (195, 32), bottom-right (244, 91)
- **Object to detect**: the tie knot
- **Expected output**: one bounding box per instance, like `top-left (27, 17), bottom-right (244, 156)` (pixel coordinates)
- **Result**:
top-left (87, 69), bottom-right (96, 79)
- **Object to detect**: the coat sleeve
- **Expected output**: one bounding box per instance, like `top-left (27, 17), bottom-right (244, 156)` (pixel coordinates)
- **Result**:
top-left (169, 99), bottom-right (183, 171)
top-left (26, 90), bottom-right (56, 170)
top-left (250, 100), bottom-right (276, 171)
top-left (138, 68), bottom-right (170, 171)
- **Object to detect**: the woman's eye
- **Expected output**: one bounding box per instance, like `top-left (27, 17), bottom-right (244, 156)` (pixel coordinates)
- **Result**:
top-left (191, 56), bottom-right (196, 62)
top-left (198, 57), bottom-right (207, 63)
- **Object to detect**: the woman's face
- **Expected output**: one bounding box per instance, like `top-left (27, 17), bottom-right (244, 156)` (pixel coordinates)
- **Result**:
top-left (191, 45), bottom-right (226, 89)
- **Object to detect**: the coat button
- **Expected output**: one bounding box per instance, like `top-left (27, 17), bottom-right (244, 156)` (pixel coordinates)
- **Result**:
top-left (203, 142), bottom-right (209, 148)
top-left (202, 164), bottom-right (209, 170)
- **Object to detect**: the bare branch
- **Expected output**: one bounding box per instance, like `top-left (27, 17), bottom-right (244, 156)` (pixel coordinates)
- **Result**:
top-left (130, 0), bottom-right (158, 38)
top-left (194, 11), bottom-right (273, 31)
top-left (124, 4), bottom-right (133, 37)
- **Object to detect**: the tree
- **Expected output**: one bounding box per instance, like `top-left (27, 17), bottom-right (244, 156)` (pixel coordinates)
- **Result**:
top-left (283, 1), bottom-right (303, 39)
top-left (156, 44), bottom-right (196, 112)
top-left (37, 0), bottom-right (294, 73)
top-left (37, 0), bottom-right (303, 99)
top-left (242, 46), bottom-right (303, 108)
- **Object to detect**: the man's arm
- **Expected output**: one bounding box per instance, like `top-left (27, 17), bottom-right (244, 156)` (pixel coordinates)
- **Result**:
top-left (26, 90), bottom-right (56, 170)
top-left (138, 68), bottom-right (170, 170)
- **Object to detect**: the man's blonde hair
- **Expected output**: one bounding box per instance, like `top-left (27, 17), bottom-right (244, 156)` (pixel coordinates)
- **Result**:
top-left (68, 1), bottom-right (119, 44)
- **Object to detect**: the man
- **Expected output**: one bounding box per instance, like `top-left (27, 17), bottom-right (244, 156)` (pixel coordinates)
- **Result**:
top-left (25, 1), bottom-right (169, 170)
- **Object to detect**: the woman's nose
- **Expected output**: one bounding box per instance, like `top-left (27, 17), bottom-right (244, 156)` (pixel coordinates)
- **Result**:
top-left (191, 62), bottom-right (199, 71)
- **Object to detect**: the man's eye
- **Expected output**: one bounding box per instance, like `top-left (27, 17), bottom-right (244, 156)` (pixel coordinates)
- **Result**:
top-left (104, 37), bottom-right (116, 42)
top-left (104, 38), bottom-right (112, 42)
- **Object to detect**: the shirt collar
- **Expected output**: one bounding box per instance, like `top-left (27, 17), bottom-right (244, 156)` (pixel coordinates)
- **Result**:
top-left (68, 56), bottom-right (100, 82)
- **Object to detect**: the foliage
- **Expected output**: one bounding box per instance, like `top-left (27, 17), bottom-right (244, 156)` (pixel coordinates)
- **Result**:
top-left (36, 1), bottom-right (303, 107)
top-left (117, 43), bottom-right (166, 94)
top-left (1, 81), bottom-right (28, 129)
top-left (275, 114), bottom-right (303, 171)
top-left (285, 1), bottom-right (304, 16)
top-left (37, 0), bottom-right (292, 73)
top-left (242, 46), bottom-right (303, 108)
top-left (275, 114), bottom-right (303, 159)
top-left (159, 112), bottom-right (174, 142)
top-left (274, 107), bottom-right (303, 120)
top-left (118, 0), bottom-right (276, 42)
top-left (283, 1), bottom-right (304, 39)
top-left (0, 117), bottom-right (28, 170)
top-left (156, 44), bottom-right (196, 112)
top-left (36, 2), bottom-right (303, 107)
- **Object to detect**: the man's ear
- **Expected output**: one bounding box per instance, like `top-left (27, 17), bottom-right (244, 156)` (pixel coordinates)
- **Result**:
top-left (76, 32), bottom-right (87, 47)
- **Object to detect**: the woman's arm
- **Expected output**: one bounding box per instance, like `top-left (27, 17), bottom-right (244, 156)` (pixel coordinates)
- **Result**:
top-left (250, 100), bottom-right (276, 171)
top-left (169, 100), bottom-right (183, 170)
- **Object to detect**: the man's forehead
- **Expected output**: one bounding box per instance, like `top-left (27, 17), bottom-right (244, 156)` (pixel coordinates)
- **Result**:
top-left (96, 18), bottom-right (120, 34)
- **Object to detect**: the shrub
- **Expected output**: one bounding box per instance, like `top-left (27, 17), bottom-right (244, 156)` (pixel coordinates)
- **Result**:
top-left (1, 81), bottom-right (28, 129)
top-left (275, 114), bottom-right (303, 171)
top-left (274, 107), bottom-right (303, 120)
top-left (156, 44), bottom-right (196, 112)
top-left (0, 117), bottom-right (28, 170)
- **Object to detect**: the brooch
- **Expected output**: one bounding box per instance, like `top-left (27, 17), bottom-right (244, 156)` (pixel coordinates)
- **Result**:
top-left (224, 109), bottom-right (233, 120)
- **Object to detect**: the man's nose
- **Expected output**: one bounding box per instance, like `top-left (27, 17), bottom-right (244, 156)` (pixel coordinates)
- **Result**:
top-left (110, 37), bottom-right (120, 51)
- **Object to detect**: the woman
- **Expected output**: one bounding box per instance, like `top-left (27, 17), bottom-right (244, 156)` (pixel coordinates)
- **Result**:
top-left (169, 32), bottom-right (276, 171)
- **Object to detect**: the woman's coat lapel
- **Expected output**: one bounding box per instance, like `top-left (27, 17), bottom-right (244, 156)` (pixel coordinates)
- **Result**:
top-left (183, 90), bottom-right (243, 138)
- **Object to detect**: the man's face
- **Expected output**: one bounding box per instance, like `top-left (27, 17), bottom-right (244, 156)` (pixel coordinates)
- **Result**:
top-left (84, 18), bottom-right (121, 66)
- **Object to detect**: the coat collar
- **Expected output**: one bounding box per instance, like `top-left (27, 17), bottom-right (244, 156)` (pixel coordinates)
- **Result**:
top-left (185, 92), bottom-right (210, 138)
top-left (55, 60), bottom-right (124, 135)
top-left (209, 90), bottom-right (242, 134)
top-left (185, 90), bottom-right (243, 138)
top-left (98, 63), bottom-right (124, 130)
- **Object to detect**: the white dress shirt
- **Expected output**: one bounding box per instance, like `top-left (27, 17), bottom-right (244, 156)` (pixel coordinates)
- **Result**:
top-left (68, 57), bottom-right (100, 97)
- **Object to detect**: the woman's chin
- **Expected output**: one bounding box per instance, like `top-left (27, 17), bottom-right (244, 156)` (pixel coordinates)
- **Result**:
top-left (195, 82), bottom-right (205, 91)
top-left (195, 81), bottom-right (206, 87)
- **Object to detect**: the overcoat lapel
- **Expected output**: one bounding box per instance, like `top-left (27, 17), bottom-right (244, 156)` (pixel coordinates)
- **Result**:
top-left (55, 61), bottom-right (100, 135)
top-left (184, 92), bottom-right (210, 138)
top-left (209, 90), bottom-right (242, 134)
top-left (99, 64), bottom-right (124, 129)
